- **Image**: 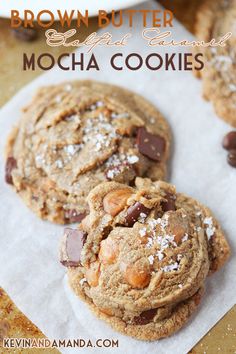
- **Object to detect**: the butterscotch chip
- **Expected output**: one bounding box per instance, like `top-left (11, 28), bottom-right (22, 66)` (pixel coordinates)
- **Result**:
top-left (99, 238), bottom-right (119, 264)
top-left (64, 178), bottom-right (230, 340)
top-left (103, 189), bottom-right (132, 216)
top-left (121, 263), bottom-right (151, 289)
top-left (5, 80), bottom-right (171, 224)
top-left (85, 261), bottom-right (100, 287)
top-left (99, 307), bottom-right (113, 316)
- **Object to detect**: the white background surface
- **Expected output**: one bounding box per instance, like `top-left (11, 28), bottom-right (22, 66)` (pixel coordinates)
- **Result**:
top-left (0, 1), bottom-right (235, 353)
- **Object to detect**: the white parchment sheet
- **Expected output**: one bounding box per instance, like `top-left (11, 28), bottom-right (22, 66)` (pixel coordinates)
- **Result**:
top-left (0, 1), bottom-right (235, 353)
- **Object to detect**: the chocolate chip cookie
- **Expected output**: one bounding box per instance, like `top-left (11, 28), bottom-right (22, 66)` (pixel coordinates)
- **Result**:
top-left (60, 178), bottom-right (230, 340)
top-left (5, 80), bottom-right (171, 224)
top-left (194, 0), bottom-right (236, 126)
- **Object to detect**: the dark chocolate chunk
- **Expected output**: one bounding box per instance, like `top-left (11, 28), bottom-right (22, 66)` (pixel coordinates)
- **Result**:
top-left (132, 308), bottom-right (157, 325)
top-left (222, 131), bottom-right (236, 150)
top-left (65, 210), bottom-right (87, 223)
top-left (5, 157), bottom-right (17, 185)
top-left (136, 127), bottom-right (166, 162)
top-left (125, 202), bottom-right (151, 227)
top-left (11, 27), bottom-right (38, 42)
top-left (60, 228), bottom-right (87, 267)
top-left (227, 150), bottom-right (236, 168)
top-left (161, 192), bottom-right (176, 212)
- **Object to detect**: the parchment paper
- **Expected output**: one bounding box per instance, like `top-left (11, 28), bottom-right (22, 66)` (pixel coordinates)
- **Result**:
top-left (0, 2), bottom-right (235, 353)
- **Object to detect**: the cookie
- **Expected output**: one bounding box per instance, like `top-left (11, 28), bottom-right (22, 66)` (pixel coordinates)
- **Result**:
top-left (194, 0), bottom-right (236, 126)
top-left (69, 273), bottom-right (204, 341)
top-left (60, 178), bottom-right (230, 340)
top-left (0, 287), bottom-right (59, 353)
top-left (5, 80), bottom-right (171, 224)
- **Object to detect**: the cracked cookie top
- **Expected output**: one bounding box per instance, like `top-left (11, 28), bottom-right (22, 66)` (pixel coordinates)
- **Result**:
top-left (61, 178), bottom-right (230, 314)
top-left (5, 80), bottom-right (171, 224)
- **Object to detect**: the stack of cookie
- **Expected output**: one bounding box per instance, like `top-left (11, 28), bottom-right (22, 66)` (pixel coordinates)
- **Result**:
top-left (60, 178), bottom-right (229, 340)
top-left (5, 81), bottom-right (230, 340)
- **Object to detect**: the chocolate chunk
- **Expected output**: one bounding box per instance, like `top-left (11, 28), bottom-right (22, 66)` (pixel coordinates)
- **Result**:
top-left (125, 202), bottom-right (151, 227)
top-left (161, 192), bottom-right (176, 212)
top-left (65, 210), bottom-right (87, 223)
top-left (11, 27), bottom-right (38, 42)
top-left (222, 131), bottom-right (236, 150)
top-left (227, 150), bottom-right (236, 168)
top-left (60, 228), bottom-right (87, 267)
top-left (5, 157), bottom-right (17, 185)
top-left (132, 308), bottom-right (157, 325)
top-left (136, 127), bottom-right (166, 162)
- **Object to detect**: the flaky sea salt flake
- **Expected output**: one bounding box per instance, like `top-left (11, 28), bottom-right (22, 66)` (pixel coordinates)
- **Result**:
top-left (161, 262), bottom-right (179, 272)
top-left (139, 228), bottom-right (147, 237)
top-left (127, 155), bottom-right (139, 164)
top-left (148, 255), bottom-right (154, 265)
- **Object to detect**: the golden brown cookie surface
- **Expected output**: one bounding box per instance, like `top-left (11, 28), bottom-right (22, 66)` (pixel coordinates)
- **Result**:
top-left (5, 80), bottom-right (171, 224)
top-left (61, 178), bottom-right (230, 340)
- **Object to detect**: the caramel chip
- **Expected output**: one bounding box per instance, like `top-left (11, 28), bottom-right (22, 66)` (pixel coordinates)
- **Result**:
top-left (121, 263), bottom-right (151, 289)
top-left (103, 189), bottom-right (132, 216)
top-left (85, 261), bottom-right (100, 287)
top-left (99, 238), bottom-right (119, 265)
